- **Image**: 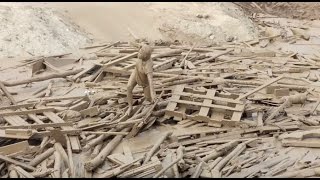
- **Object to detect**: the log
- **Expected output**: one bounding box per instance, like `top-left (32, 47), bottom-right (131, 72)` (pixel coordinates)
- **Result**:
top-left (91, 143), bottom-right (103, 158)
top-left (211, 141), bottom-right (249, 177)
top-left (84, 127), bottom-right (130, 171)
top-left (152, 49), bottom-right (183, 59)
top-left (29, 147), bottom-right (55, 167)
top-left (143, 131), bottom-right (173, 164)
top-left (201, 141), bottom-right (239, 162)
top-left (0, 154), bottom-right (36, 171)
top-left (54, 143), bottom-right (69, 167)
top-left (53, 151), bottom-right (61, 178)
top-left (8, 165), bottom-right (19, 178)
top-left (191, 161), bottom-right (204, 178)
top-left (31, 169), bottom-right (54, 178)
top-left (153, 154), bottom-right (183, 178)
top-left (66, 136), bottom-right (75, 178)
top-left (2, 69), bottom-right (83, 87)
top-left (228, 155), bottom-right (289, 178)
top-left (193, 49), bottom-right (234, 65)
top-left (95, 157), bottom-right (143, 178)
top-left (172, 153), bottom-right (180, 178)
top-left (83, 128), bottom-right (116, 151)
top-left (13, 166), bottom-right (35, 178)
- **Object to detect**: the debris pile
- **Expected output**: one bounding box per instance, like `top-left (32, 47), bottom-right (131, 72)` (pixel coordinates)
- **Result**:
top-left (1, 13), bottom-right (320, 178)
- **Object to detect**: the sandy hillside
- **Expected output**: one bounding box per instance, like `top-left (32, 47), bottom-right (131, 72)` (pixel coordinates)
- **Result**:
top-left (0, 2), bottom-right (258, 58)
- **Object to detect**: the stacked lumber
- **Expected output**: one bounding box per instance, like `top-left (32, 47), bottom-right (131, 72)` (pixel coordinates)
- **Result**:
top-left (2, 14), bottom-right (320, 178)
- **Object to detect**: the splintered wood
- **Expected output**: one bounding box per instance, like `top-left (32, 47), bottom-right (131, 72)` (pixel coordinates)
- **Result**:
top-left (2, 11), bottom-right (320, 178)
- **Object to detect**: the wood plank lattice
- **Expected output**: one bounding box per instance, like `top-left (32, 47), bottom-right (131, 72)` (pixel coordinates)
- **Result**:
top-left (165, 85), bottom-right (245, 127)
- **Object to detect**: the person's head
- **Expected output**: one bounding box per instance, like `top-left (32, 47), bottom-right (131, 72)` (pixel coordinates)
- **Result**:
top-left (138, 44), bottom-right (153, 61)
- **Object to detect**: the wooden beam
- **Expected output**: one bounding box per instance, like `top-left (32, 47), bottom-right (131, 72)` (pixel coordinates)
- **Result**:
top-left (0, 108), bottom-right (55, 117)
top-left (0, 103), bottom-right (36, 111)
top-left (102, 52), bottom-right (138, 70)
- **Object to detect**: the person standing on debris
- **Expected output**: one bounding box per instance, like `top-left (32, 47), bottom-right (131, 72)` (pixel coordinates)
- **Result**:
top-left (126, 44), bottom-right (155, 116)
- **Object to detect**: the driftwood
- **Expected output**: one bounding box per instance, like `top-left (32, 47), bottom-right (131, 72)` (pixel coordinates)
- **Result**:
top-left (66, 135), bottom-right (75, 178)
top-left (84, 127), bottom-right (130, 171)
top-left (0, 154), bottom-right (36, 171)
top-left (29, 147), bottom-right (55, 167)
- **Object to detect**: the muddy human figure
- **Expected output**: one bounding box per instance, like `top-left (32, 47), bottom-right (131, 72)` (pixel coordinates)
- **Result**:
top-left (126, 44), bottom-right (155, 116)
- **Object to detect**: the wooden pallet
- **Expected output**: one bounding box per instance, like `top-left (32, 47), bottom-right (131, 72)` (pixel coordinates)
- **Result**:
top-left (0, 106), bottom-right (81, 152)
top-left (165, 85), bottom-right (245, 127)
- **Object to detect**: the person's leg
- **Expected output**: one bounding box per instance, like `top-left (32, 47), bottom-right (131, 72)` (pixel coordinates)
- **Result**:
top-left (143, 85), bottom-right (152, 103)
top-left (127, 71), bottom-right (137, 115)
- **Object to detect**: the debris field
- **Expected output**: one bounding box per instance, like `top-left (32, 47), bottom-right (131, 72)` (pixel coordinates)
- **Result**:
top-left (2, 3), bottom-right (320, 178)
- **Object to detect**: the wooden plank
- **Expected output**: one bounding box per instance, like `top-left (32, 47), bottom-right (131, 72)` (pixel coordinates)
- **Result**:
top-left (194, 89), bottom-right (216, 122)
top-left (282, 139), bottom-right (320, 148)
top-left (69, 101), bottom-right (89, 111)
top-left (0, 122), bottom-right (73, 130)
top-left (174, 91), bottom-right (243, 104)
top-left (209, 111), bottom-right (225, 127)
top-left (122, 140), bottom-right (134, 162)
top-left (71, 64), bottom-right (96, 81)
top-left (0, 103), bottom-right (35, 110)
top-left (174, 105), bottom-right (187, 121)
top-left (27, 95), bottom-right (86, 103)
top-left (43, 111), bottom-right (81, 152)
top-left (0, 141), bottom-right (29, 155)
top-left (165, 85), bottom-right (184, 118)
top-left (102, 52), bottom-right (138, 70)
top-left (153, 58), bottom-right (178, 71)
top-left (80, 106), bottom-right (99, 117)
top-left (231, 104), bottom-right (244, 121)
top-left (0, 108), bottom-right (55, 117)
top-left (3, 116), bottom-right (29, 126)
top-left (169, 99), bottom-right (244, 112)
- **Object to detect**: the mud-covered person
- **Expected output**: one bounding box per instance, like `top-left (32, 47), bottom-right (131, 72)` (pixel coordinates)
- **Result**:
top-left (126, 44), bottom-right (155, 116)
